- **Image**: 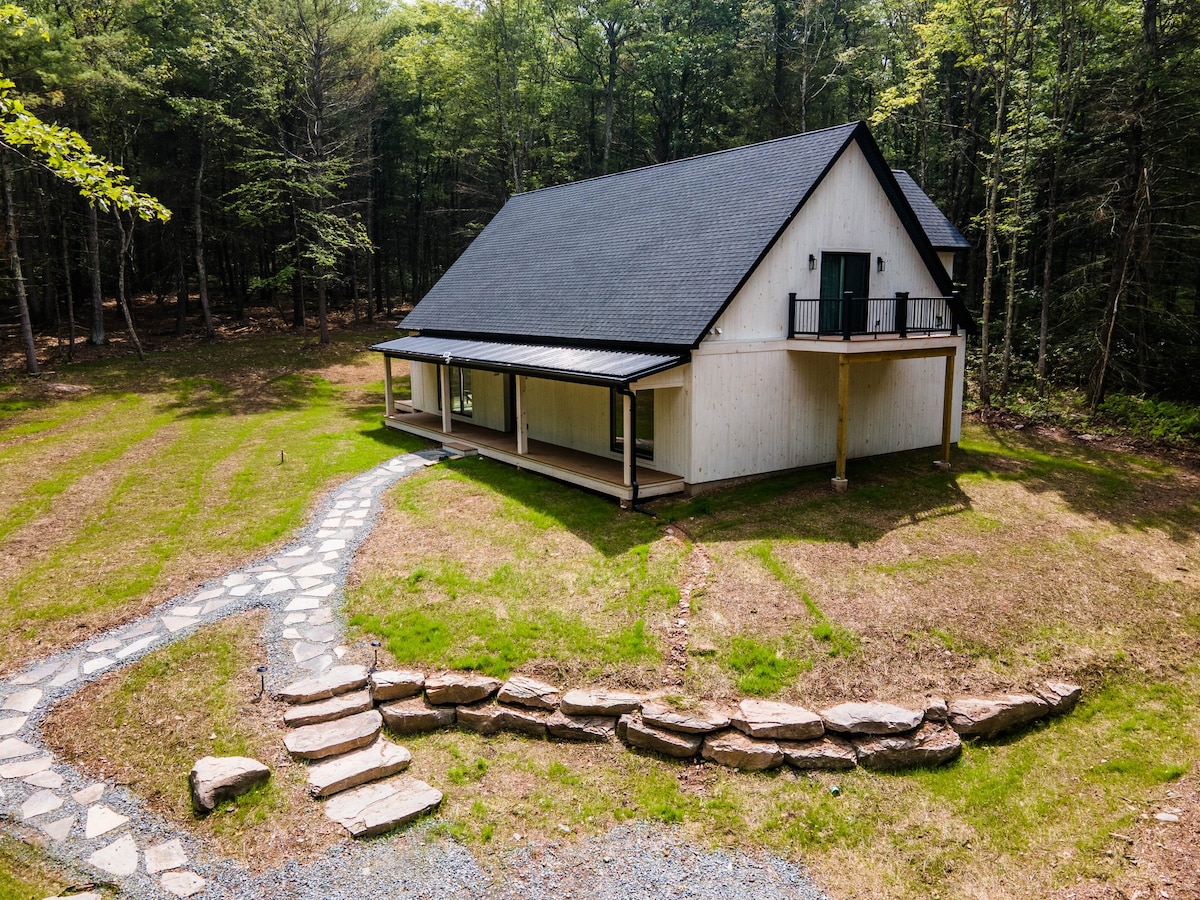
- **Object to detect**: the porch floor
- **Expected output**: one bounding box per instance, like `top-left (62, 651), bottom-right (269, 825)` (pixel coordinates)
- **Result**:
top-left (383, 411), bottom-right (685, 501)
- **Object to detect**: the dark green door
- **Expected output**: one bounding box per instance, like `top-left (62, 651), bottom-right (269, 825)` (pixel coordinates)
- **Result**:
top-left (819, 252), bottom-right (870, 334)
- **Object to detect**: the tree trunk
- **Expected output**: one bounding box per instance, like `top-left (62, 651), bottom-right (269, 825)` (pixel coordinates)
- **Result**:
top-left (2, 154), bottom-right (38, 375)
top-left (194, 144), bottom-right (216, 339)
top-left (61, 224), bottom-right (76, 360)
top-left (176, 247), bottom-right (189, 334)
top-left (317, 277), bottom-right (330, 345)
top-left (87, 202), bottom-right (105, 345)
top-left (113, 212), bottom-right (145, 362)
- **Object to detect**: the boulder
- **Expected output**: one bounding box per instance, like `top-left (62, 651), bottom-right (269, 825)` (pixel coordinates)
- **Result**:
top-left (307, 739), bottom-right (412, 797)
top-left (379, 698), bottom-right (455, 734)
top-left (370, 670), bottom-right (425, 702)
top-left (284, 689), bottom-right (373, 728)
top-left (622, 714), bottom-right (703, 758)
top-left (457, 703), bottom-right (548, 738)
top-left (852, 722), bottom-right (962, 770)
top-left (1036, 681), bottom-right (1082, 715)
top-left (779, 735), bottom-right (858, 770)
top-left (821, 701), bottom-right (924, 735)
top-left (497, 676), bottom-right (561, 711)
top-left (189, 756), bottom-right (271, 814)
top-left (277, 665), bottom-right (368, 704)
top-left (546, 711), bottom-right (617, 743)
top-left (701, 730), bottom-right (784, 771)
top-left (424, 673), bottom-right (502, 706)
top-left (640, 701), bottom-right (730, 735)
top-left (947, 694), bottom-right (1049, 738)
top-left (283, 710), bottom-right (382, 760)
top-left (560, 689), bottom-right (642, 717)
top-left (324, 775), bottom-right (443, 838)
top-left (924, 698), bottom-right (949, 723)
top-left (616, 713), bottom-right (632, 742)
top-left (731, 699), bottom-right (824, 740)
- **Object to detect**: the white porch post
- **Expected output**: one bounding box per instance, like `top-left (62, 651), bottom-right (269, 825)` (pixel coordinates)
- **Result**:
top-left (439, 364), bottom-right (453, 434)
top-left (622, 392), bottom-right (633, 487)
top-left (515, 375), bottom-right (528, 455)
top-left (383, 356), bottom-right (394, 418)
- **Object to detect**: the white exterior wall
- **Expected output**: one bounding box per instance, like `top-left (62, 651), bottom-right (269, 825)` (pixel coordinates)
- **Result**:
top-left (411, 361), bottom-right (438, 412)
top-left (409, 362), bottom-right (509, 430)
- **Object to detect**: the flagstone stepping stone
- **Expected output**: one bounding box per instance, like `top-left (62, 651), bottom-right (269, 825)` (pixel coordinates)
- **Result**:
top-left (24, 769), bottom-right (63, 789)
top-left (72, 784), bottom-right (104, 805)
top-left (49, 661), bottom-right (79, 688)
top-left (853, 722), bottom-right (962, 770)
top-left (189, 756), bottom-right (272, 813)
top-left (779, 735), bottom-right (859, 770)
top-left (560, 689), bottom-right (642, 716)
top-left (309, 608), bottom-right (334, 625)
top-left (731, 699), bottom-right (825, 740)
top-left (121, 620), bottom-right (158, 639)
top-left (295, 562), bottom-right (336, 578)
top-left (820, 701), bottom-right (924, 735)
top-left (0, 716), bottom-right (27, 736)
top-left (0, 738), bottom-right (38, 760)
top-left (497, 676), bottom-right (561, 711)
top-left (160, 869), bottom-right (205, 895)
top-left (82, 656), bottom-right (114, 674)
top-left (201, 598), bottom-right (232, 615)
top-left (1037, 681), bottom-right (1083, 714)
top-left (324, 775), bottom-right (443, 838)
top-left (458, 703), bottom-right (549, 738)
top-left (145, 838), bottom-right (188, 874)
top-left (285, 596), bottom-right (321, 612)
top-left (285, 545), bottom-right (315, 556)
top-left (320, 539), bottom-right (346, 552)
top-left (282, 628), bottom-right (302, 640)
top-left (947, 694), bottom-right (1049, 738)
top-left (195, 587), bottom-right (226, 602)
top-left (230, 584), bottom-right (255, 597)
top-left (370, 670), bottom-right (424, 702)
top-left (304, 624), bottom-right (339, 643)
top-left (256, 570), bottom-right (286, 581)
top-left (116, 635), bottom-right (158, 660)
top-left (701, 730), bottom-right (785, 771)
top-left (284, 710), bottom-right (381, 760)
top-left (307, 739), bottom-right (413, 797)
top-left (284, 613), bottom-right (308, 625)
top-left (293, 642), bottom-right (327, 664)
top-left (41, 814), bottom-right (75, 841)
top-left (278, 665), bottom-right (368, 703)
top-left (11, 661), bottom-right (59, 685)
top-left (378, 698), bottom-right (456, 734)
top-left (85, 805), bottom-right (129, 838)
top-left (546, 711), bottom-right (617, 743)
top-left (262, 578), bottom-right (296, 596)
top-left (302, 583), bottom-right (336, 598)
top-left (301, 655), bottom-right (334, 674)
top-left (0, 755), bottom-right (52, 778)
top-left (622, 714), bottom-right (703, 758)
top-left (424, 673), bottom-right (502, 706)
top-left (86, 639), bottom-right (122, 654)
top-left (3, 689), bottom-right (42, 713)
top-left (285, 690), bottom-right (373, 728)
top-left (173, 606), bottom-right (201, 617)
top-left (162, 616), bottom-right (196, 633)
top-left (21, 789), bottom-right (63, 819)
top-left (640, 701), bottom-right (731, 735)
top-left (224, 573), bottom-right (248, 587)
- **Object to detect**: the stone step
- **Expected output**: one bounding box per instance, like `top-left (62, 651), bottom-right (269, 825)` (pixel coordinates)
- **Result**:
top-left (370, 670), bottom-right (425, 703)
top-left (307, 738), bottom-right (412, 798)
top-left (277, 665), bottom-right (369, 704)
top-left (620, 713), bottom-right (702, 758)
top-left (284, 690), bottom-right (373, 728)
top-left (323, 775), bottom-right (443, 838)
top-left (424, 673), bottom-right (501, 706)
top-left (731, 699), bottom-right (825, 740)
top-left (284, 710), bottom-right (382, 760)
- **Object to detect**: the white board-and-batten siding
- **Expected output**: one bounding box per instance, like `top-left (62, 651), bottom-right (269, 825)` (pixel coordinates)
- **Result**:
top-left (409, 362), bottom-right (509, 432)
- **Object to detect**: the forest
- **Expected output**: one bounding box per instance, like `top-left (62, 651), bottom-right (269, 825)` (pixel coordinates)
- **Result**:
top-left (0, 0), bottom-right (1196, 407)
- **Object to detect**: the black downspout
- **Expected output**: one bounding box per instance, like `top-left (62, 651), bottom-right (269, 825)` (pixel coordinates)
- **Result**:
top-left (618, 387), bottom-right (653, 515)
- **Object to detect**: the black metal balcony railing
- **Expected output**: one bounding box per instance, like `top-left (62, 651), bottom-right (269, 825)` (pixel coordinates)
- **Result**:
top-left (788, 291), bottom-right (960, 340)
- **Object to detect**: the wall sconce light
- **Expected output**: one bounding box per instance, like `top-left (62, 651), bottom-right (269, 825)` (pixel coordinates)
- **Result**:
top-left (877, 256), bottom-right (886, 273)
top-left (808, 254), bottom-right (817, 271)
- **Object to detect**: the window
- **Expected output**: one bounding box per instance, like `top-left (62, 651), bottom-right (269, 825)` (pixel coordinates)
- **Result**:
top-left (437, 366), bottom-right (473, 417)
top-left (610, 389), bottom-right (654, 460)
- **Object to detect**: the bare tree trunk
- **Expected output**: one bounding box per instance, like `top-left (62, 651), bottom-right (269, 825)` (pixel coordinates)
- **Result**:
top-left (978, 85), bottom-right (1008, 408)
top-left (176, 247), bottom-right (189, 335)
top-left (194, 145), bottom-right (216, 339)
top-left (317, 278), bottom-right (330, 345)
top-left (61, 225), bottom-right (76, 360)
top-left (87, 202), bottom-right (105, 345)
top-left (113, 212), bottom-right (145, 362)
top-left (2, 154), bottom-right (38, 375)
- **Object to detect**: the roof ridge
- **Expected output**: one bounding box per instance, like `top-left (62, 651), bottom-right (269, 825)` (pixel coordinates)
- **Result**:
top-left (511, 121), bottom-right (863, 201)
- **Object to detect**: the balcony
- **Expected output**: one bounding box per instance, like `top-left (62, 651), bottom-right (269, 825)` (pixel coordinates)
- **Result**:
top-left (788, 292), bottom-right (961, 340)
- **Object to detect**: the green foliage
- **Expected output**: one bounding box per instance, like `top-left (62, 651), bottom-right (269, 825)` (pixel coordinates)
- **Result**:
top-left (722, 636), bottom-right (804, 695)
top-left (1097, 394), bottom-right (1200, 444)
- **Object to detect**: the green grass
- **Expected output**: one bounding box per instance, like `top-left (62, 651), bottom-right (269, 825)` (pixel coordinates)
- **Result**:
top-left (0, 836), bottom-right (76, 900)
top-left (722, 635), bottom-right (806, 695)
top-left (747, 541), bottom-right (860, 658)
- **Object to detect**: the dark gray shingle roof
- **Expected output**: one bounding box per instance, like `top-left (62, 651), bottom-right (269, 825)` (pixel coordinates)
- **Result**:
top-left (893, 171), bottom-right (971, 250)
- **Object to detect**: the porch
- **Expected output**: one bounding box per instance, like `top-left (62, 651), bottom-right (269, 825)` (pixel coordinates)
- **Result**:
top-left (383, 409), bottom-right (685, 502)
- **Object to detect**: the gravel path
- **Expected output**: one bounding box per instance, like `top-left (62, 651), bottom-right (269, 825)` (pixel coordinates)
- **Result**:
top-left (0, 451), bottom-right (828, 900)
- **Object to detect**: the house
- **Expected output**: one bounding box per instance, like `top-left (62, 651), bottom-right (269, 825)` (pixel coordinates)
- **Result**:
top-left (373, 121), bottom-right (973, 503)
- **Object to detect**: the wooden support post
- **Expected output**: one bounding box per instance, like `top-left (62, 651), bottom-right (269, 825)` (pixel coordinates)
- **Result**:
top-left (383, 356), bottom-right (394, 418)
top-left (834, 354), bottom-right (849, 491)
top-left (938, 349), bottom-right (956, 469)
top-left (439, 364), bottom-right (452, 434)
top-left (515, 375), bottom-right (528, 455)
top-left (622, 392), bottom-right (633, 487)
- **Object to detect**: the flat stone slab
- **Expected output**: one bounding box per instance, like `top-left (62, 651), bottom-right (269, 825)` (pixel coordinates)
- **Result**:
top-left (370, 670), bottom-right (425, 702)
top-left (779, 735), bottom-right (858, 770)
top-left (277, 665), bottom-right (369, 704)
top-left (424, 673), bottom-right (502, 706)
top-left (560, 689), bottom-right (642, 716)
top-left (284, 710), bottom-right (382, 760)
top-left (731, 699), bottom-right (824, 740)
top-left (1036, 681), bottom-right (1083, 714)
top-left (84, 805), bottom-right (129, 838)
top-left (145, 838), bottom-right (188, 874)
top-left (0, 755), bottom-right (53, 779)
top-left (24, 769), bottom-right (63, 789)
top-left (640, 701), bottom-right (730, 735)
top-left (307, 739), bottom-right (413, 798)
top-left (21, 789), bottom-right (63, 820)
top-left (72, 784), bottom-right (104, 805)
top-left (284, 689), bottom-right (374, 728)
top-left (821, 701), bottom-right (924, 735)
top-left (41, 814), bottom-right (75, 842)
top-left (701, 730), bottom-right (784, 771)
top-left (324, 775), bottom-right (443, 838)
top-left (0, 738), bottom-right (37, 760)
top-left (457, 703), bottom-right (548, 738)
top-left (497, 676), bottom-right (561, 711)
top-left (2, 689), bottom-right (41, 713)
top-left (622, 714), bottom-right (703, 758)
top-left (379, 698), bottom-right (455, 734)
top-left (189, 755), bottom-right (272, 812)
top-left (88, 833), bottom-right (139, 876)
top-left (853, 722), bottom-right (962, 770)
top-left (0, 716), bottom-right (27, 736)
top-left (947, 694), bottom-right (1050, 738)
top-left (161, 871), bottom-right (206, 898)
top-left (546, 711), bottom-right (616, 743)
